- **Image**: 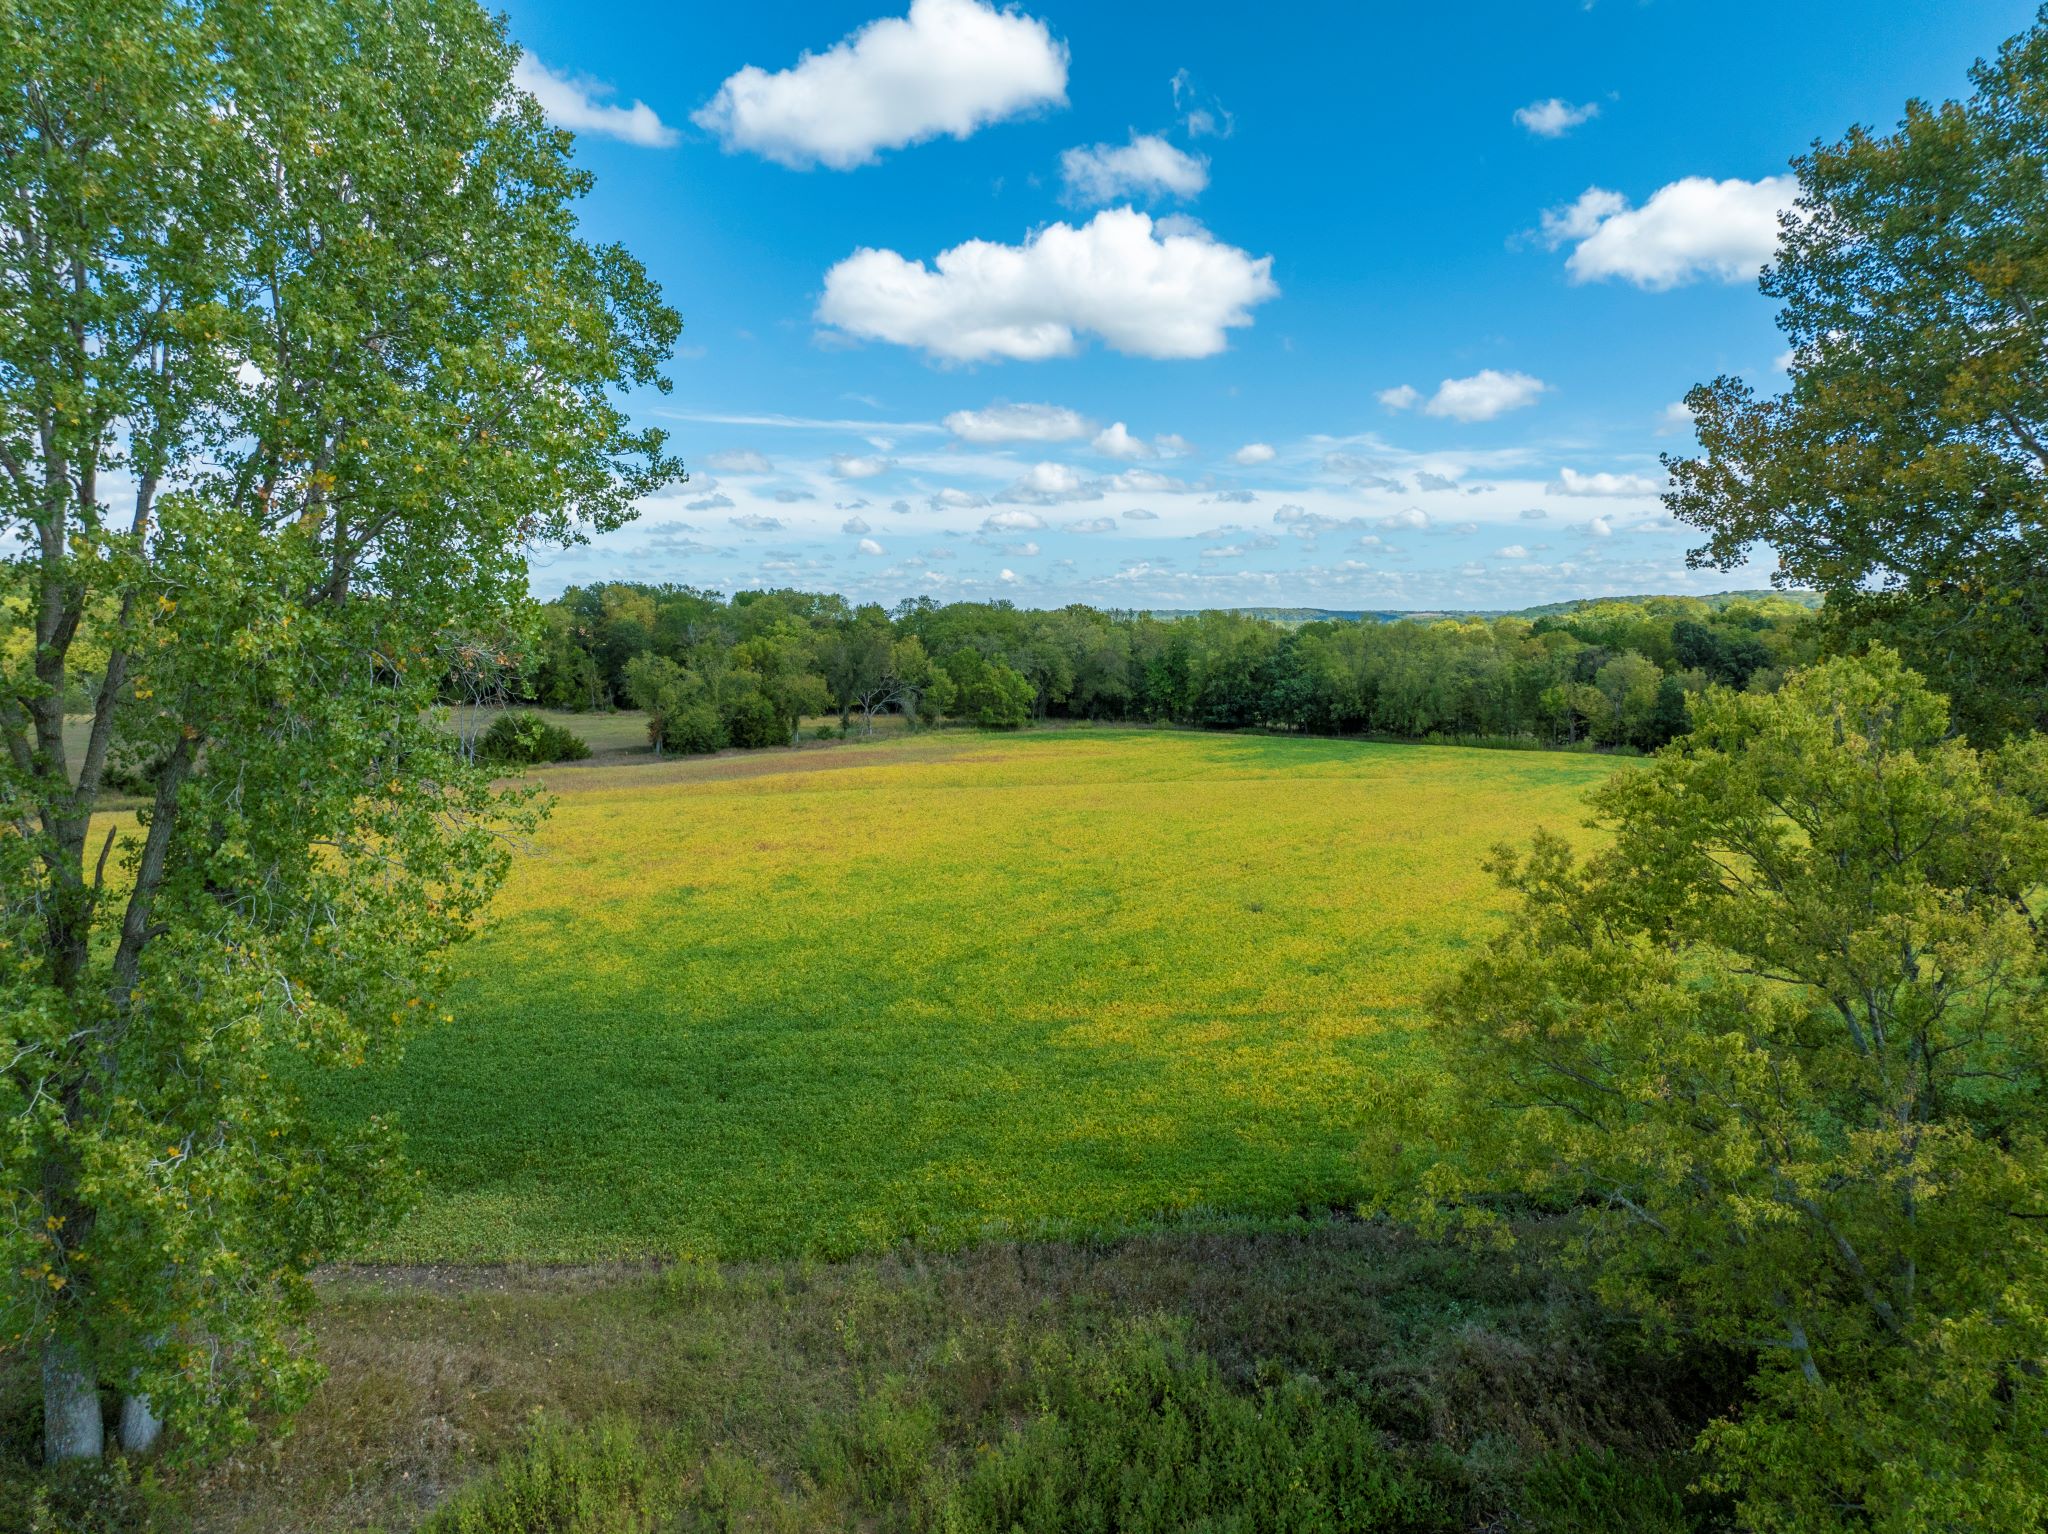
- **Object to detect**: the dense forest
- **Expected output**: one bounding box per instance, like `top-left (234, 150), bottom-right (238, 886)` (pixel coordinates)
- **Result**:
top-left (504, 585), bottom-right (1819, 754)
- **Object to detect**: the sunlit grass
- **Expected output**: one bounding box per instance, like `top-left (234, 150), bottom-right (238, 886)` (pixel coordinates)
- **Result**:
top-left (314, 729), bottom-right (1620, 1262)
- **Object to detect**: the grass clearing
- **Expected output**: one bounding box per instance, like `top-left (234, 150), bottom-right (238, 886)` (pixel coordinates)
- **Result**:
top-left (313, 729), bottom-right (1619, 1263)
top-left (131, 1221), bottom-right (1717, 1533)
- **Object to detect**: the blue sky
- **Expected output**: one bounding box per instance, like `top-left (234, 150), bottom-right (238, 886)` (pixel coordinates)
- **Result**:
top-left (506, 0), bottom-right (2035, 611)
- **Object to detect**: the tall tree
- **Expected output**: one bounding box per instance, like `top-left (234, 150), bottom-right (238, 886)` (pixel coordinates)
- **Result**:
top-left (1667, 10), bottom-right (2048, 742)
top-left (0, 0), bottom-right (680, 1459)
top-left (1382, 652), bottom-right (2048, 1530)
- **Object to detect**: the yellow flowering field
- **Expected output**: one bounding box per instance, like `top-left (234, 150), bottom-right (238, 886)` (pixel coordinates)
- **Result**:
top-left (315, 729), bottom-right (1620, 1261)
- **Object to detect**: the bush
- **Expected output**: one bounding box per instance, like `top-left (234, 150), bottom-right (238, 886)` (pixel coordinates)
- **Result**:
top-left (476, 710), bottom-right (592, 767)
top-left (419, 1416), bottom-right (672, 1533)
top-left (811, 723), bottom-right (839, 740)
top-left (659, 701), bottom-right (723, 756)
top-left (934, 1329), bottom-right (1452, 1533)
top-left (722, 690), bottom-right (784, 750)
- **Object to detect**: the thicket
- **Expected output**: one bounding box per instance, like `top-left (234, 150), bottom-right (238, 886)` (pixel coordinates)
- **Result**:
top-left (475, 711), bottom-right (593, 767)
top-left (502, 586), bottom-right (1816, 755)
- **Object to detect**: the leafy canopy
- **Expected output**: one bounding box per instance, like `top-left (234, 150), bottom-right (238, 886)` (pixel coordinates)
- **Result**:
top-left (1668, 9), bottom-right (2048, 742)
top-left (0, 0), bottom-right (679, 1453)
top-left (1380, 652), bottom-right (2048, 1531)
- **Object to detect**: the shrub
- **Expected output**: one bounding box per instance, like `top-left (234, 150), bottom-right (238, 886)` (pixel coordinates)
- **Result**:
top-left (811, 723), bottom-right (839, 741)
top-left (933, 1329), bottom-right (1452, 1533)
top-left (418, 1416), bottom-right (672, 1534)
top-left (722, 690), bottom-right (784, 750)
top-left (660, 701), bottom-right (723, 756)
top-left (476, 710), bottom-right (592, 767)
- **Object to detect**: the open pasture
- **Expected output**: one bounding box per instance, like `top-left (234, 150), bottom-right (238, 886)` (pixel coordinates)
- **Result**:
top-left (317, 730), bottom-right (1620, 1262)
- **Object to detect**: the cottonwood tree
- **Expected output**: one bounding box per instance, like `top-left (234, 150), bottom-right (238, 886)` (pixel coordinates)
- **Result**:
top-left (0, 0), bottom-right (680, 1460)
top-left (1379, 652), bottom-right (2048, 1530)
top-left (1667, 10), bottom-right (2048, 743)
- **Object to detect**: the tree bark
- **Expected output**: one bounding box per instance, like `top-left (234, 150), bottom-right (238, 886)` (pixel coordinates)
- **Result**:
top-left (119, 1392), bottom-right (164, 1455)
top-left (41, 1334), bottom-right (103, 1463)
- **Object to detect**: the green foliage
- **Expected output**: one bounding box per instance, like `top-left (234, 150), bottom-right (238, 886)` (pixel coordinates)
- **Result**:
top-left (663, 702), bottom-right (724, 756)
top-left (419, 1415), bottom-right (673, 1534)
top-left (0, 0), bottom-right (678, 1460)
top-left (0, 1453), bottom-right (179, 1534)
top-left (935, 1329), bottom-right (1451, 1533)
top-left (476, 711), bottom-right (593, 767)
top-left (936, 649), bottom-right (1035, 729)
top-left (526, 584), bottom-right (1815, 754)
top-left (1384, 652), bottom-right (2048, 1530)
top-left (1667, 9), bottom-right (2048, 742)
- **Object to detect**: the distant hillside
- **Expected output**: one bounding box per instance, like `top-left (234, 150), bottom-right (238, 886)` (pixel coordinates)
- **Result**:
top-left (1501, 590), bottom-right (1822, 620)
top-left (1141, 591), bottom-right (1820, 626)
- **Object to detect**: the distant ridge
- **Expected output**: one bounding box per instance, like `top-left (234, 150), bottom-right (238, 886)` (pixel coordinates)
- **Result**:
top-left (1138, 590), bottom-right (1820, 625)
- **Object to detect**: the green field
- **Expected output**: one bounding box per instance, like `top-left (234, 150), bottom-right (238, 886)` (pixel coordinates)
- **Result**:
top-left (318, 729), bottom-right (1620, 1262)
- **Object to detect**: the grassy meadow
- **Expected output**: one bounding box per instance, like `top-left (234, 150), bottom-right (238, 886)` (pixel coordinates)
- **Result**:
top-left (315, 728), bottom-right (1620, 1264)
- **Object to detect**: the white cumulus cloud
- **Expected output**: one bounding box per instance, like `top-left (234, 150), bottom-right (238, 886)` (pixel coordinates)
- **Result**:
top-left (514, 55), bottom-right (678, 147)
top-left (1543, 176), bottom-right (1797, 290)
top-left (1514, 97), bottom-right (1599, 138)
top-left (1232, 442), bottom-right (1276, 466)
top-left (1550, 467), bottom-right (1665, 497)
top-left (831, 453), bottom-right (894, 479)
top-left (982, 508), bottom-right (1047, 531)
top-left (842, 515), bottom-right (872, 534)
top-left (944, 402), bottom-right (1091, 442)
top-left (693, 0), bottom-right (1068, 170)
top-left (1060, 133), bottom-right (1208, 205)
top-left (1092, 422), bottom-right (1155, 460)
top-left (817, 207), bottom-right (1278, 362)
top-left (1377, 384), bottom-right (1420, 412)
top-left (857, 537), bottom-right (885, 555)
top-left (1422, 369), bottom-right (1548, 422)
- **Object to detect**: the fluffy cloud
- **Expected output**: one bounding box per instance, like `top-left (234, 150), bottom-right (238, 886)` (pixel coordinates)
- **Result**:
top-left (929, 487), bottom-right (987, 510)
top-left (1496, 544), bottom-right (1531, 558)
top-left (514, 56), bottom-right (678, 147)
top-left (831, 453), bottom-right (894, 478)
top-left (1066, 516), bottom-right (1118, 533)
top-left (1232, 442), bottom-right (1276, 466)
top-left (706, 449), bottom-right (773, 473)
top-left (1543, 176), bottom-right (1797, 289)
top-left (842, 515), bottom-right (872, 534)
top-left (1514, 97), bottom-right (1599, 138)
top-left (857, 537), bottom-right (885, 555)
top-left (982, 508), bottom-right (1046, 532)
top-left (1379, 507), bottom-right (1430, 530)
top-left (1122, 507), bottom-right (1159, 521)
top-left (818, 208), bottom-right (1278, 362)
top-left (1060, 133), bottom-right (1209, 205)
top-left (1377, 384), bottom-right (1420, 412)
top-left (1657, 401), bottom-right (1696, 434)
top-left (693, 0), bottom-right (1068, 170)
top-left (1154, 433), bottom-right (1194, 458)
top-left (1091, 422), bottom-right (1155, 459)
top-left (944, 402), bottom-right (1090, 442)
top-left (1003, 461), bottom-right (1092, 501)
top-left (1550, 467), bottom-right (1665, 496)
top-left (729, 513), bottom-right (785, 531)
top-left (1421, 370), bottom-right (1548, 422)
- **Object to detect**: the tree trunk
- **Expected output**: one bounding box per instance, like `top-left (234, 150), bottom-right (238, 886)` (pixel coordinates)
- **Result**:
top-left (119, 1392), bottom-right (164, 1455)
top-left (41, 1335), bottom-right (103, 1464)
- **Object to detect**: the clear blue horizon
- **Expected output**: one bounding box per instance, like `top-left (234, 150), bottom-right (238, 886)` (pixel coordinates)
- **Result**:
top-left (504, 0), bottom-right (2035, 610)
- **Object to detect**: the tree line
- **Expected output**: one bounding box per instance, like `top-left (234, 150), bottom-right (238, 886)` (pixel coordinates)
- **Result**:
top-left (508, 585), bottom-right (1818, 754)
